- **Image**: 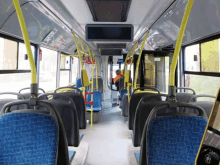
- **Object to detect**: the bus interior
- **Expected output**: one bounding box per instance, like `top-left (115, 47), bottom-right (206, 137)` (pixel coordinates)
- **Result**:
top-left (1, 0), bottom-right (220, 165)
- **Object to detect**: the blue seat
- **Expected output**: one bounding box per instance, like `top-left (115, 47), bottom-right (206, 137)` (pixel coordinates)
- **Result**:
top-left (120, 89), bottom-right (127, 101)
top-left (86, 91), bottom-right (102, 111)
top-left (68, 150), bottom-right (76, 162)
top-left (147, 116), bottom-right (207, 165)
top-left (0, 113), bottom-right (58, 165)
top-left (76, 78), bottom-right (88, 92)
top-left (134, 152), bottom-right (140, 164)
top-left (76, 78), bottom-right (83, 88)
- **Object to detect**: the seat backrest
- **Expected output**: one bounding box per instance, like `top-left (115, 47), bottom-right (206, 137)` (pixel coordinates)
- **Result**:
top-left (147, 116), bottom-right (207, 165)
top-left (176, 93), bottom-right (195, 112)
top-left (122, 93), bottom-right (128, 117)
top-left (86, 91), bottom-right (102, 111)
top-left (119, 77), bottom-right (124, 92)
top-left (89, 77), bottom-right (104, 93)
top-left (0, 100), bottom-right (67, 165)
top-left (128, 92), bottom-right (160, 130)
top-left (76, 78), bottom-right (83, 88)
top-left (191, 102), bottom-right (214, 117)
top-left (132, 95), bottom-right (167, 147)
top-left (54, 92), bottom-right (87, 129)
top-left (39, 93), bottom-right (80, 147)
top-left (139, 102), bottom-right (207, 165)
top-left (120, 89), bottom-right (127, 101)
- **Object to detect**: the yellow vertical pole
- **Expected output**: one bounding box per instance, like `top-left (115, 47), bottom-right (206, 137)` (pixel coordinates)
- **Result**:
top-left (92, 50), bottom-right (98, 91)
top-left (127, 43), bottom-right (138, 102)
top-left (72, 32), bottom-right (85, 96)
top-left (13, 0), bottom-right (36, 84)
top-left (169, 0), bottom-right (195, 86)
top-left (86, 44), bottom-right (94, 130)
top-left (134, 31), bottom-right (149, 89)
top-left (123, 50), bottom-right (131, 88)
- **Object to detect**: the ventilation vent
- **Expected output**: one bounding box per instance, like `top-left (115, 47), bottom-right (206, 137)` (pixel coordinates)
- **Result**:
top-left (86, 0), bottom-right (132, 22)
top-left (97, 43), bottom-right (126, 49)
top-left (101, 49), bottom-right (122, 56)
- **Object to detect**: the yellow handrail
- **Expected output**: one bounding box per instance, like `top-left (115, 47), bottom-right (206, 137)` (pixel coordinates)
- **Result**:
top-left (123, 50), bottom-right (131, 88)
top-left (127, 43), bottom-right (138, 102)
top-left (72, 32), bottom-right (84, 70)
top-left (169, 0), bottom-right (194, 86)
top-left (134, 31), bottom-right (149, 89)
top-left (13, 0), bottom-right (36, 84)
top-left (92, 50), bottom-right (98, 91)
top-left (86, 44), bottom-right (94, 130)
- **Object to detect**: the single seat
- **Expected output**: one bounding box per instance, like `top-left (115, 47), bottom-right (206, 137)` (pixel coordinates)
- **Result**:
top-left (138, 102), bottom-right (208, 165)
top-left (18, 87), bottom-right (47, 100)
top-left (86, 91), bottom-right (102, 111)
top-left (89, 77), bottom-right (104, 93)
top-left (132, 94), bottom-right (167, 147)
top-left (188, 94), bottom-right (216, 117)
top-left (128, 87), bottom-right (160, 130)
top-left (76, 78), bottom-right (88, 92)
top-left (0, 99), bottom-right (70, 165)
top-left (0, 93), bottom-right (26, 110)
top-left (55, 87), bottom-right (87, 129)
top-left (39, 93), bottom-right (82, 147)
top-left (176, 87), bottom-right (196, 112)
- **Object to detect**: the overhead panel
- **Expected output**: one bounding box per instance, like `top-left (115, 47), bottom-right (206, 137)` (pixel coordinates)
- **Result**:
top-left (97, 43), bottom-right (126, 49)
top-left (101, 49), bottom-right (122, 56)
top-left (86, 24), bottom-right (133, 41)
top-left (86, 0), bottom-right (132, 22)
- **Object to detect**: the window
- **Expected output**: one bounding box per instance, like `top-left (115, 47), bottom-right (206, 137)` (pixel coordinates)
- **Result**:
top-left (71, 57), bottom-right (79, 84)
top-left (39, 48), bottom-right (57, 92)
top-left (145, 54), bottom-right (155, 87)
top-left (0, 73), bottom-right (31, 94)
top-left (0, 38), bottom-right (17, 70)
top-left (18, 43), bottom-right (34, 70)
top-left (185, 44), bottom-right (200, 72)
top-left (60, 55), bottom-right (70, 87)
top-left (201, 39), bottom-right (219, 72)
top-left (185, 74), bottom-right (219, 101)
top-left (184, 37), bottom-right (220, 101)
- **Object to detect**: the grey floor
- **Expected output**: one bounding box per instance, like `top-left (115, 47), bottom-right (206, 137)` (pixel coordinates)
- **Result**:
top-left (81, 100), bottom-right (132, 165)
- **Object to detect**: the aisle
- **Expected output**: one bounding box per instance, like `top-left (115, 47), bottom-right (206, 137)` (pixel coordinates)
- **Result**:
top-left (81, 101), bottom-right (132, 165)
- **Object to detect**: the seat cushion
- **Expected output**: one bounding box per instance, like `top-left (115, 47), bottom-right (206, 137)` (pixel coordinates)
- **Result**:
top-left (86, 91), bottom-right (102, 111)
top-left (0, 113), bottom-right (58, 165)
top-left (147, 116), bottom-right (207, 165)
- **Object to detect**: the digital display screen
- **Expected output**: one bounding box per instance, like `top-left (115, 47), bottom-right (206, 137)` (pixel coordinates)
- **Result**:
top-left (86, 25), bottom-right (133, 41)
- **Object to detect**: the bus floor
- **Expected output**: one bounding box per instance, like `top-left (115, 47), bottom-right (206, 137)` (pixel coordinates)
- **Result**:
top-left (81, 99), bottom-right (132, 165)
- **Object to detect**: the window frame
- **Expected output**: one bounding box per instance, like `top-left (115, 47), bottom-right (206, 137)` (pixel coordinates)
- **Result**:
top-left (0, 33), bottom-right (37, 74)
top-left (183, 34), bottom-right (220, 85)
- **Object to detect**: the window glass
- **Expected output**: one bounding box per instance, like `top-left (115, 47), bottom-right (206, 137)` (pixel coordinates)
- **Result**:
top-left (201, 39), bottom-right (219, 72)
top-left (145, 54), bottom-right (155, 87)
top-left (60, 71), bottom-right (70, 87)
top-left (0, 38), bottom-right (17, 70)
top-left (185, 44), bottom-right (200, 72)
top-left (61, 56), bottom-right (70, 69)
top-left (0, 73), bottom-right (31, 95)
top-left (185, 74), bottom-right (219, 101)
top-left (71, 57), bottom-right (79, 84)
top-left (18, 43), bottom-right (34, 70)
top-left (39, 48), bottom-right (57, 92)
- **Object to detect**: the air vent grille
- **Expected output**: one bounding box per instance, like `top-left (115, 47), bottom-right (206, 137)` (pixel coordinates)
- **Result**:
top-left (86, 0), bottom-right (132, 22)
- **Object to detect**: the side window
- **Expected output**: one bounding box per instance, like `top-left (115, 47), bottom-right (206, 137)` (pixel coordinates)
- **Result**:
top-left (18, 43), bottom-right (34, 70)
top-left (0, 37), bottom-right (17, 70)
top-left (71, 57), bottom-right (79, 84)
top-left (60, 56), bottom-right (70, 87)
top-left (184, 38), bottom-right (220, 100)
top-left (39, 48), bottom-right (57, 92)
